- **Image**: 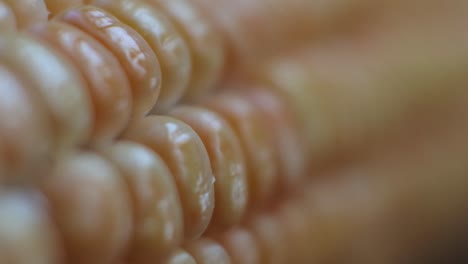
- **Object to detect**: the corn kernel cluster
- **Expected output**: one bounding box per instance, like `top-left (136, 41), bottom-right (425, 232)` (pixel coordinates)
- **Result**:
top-left (0, 0), bottom-right (316, 263)
top-left (1, 0), bottom-right (467, 263)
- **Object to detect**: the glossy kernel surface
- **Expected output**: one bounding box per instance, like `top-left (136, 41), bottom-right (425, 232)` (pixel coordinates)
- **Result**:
top-left (29, 21), bottom-right (132, 145)
top-left (170, 106), bottom-right (248, 229)
top-left (102, 141), bottom-right (184, 261)
top-left (56, 6), bottom-right (162, 117)
top-left (150, 0), bottom-right (225, 102)
top-left (91, 0), bottom-right (192, 112)
top-left (124, 116), bottom-right (215, 240)
top-left (203, 92), bottom-right (278, 208)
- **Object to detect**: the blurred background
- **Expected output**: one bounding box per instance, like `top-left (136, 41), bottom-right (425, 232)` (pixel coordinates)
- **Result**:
top-left (201, 0), bottom-right (468, 262)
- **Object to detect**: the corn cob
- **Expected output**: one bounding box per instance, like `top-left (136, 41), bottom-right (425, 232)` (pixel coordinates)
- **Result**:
top-left (0, 0), bottom-right (466, 263)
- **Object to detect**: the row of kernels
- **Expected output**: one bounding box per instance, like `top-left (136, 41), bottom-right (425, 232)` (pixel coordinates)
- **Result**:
top-left (0, 0), bottom-right (223, 181)
top-left (0, 24), bottom-right (308, 260)
top-left (50, 0), bottom-right (224, 111)
top-left (0, 83), bottom-right (306, 263)
top-left (5, 171), bottom-right (461, 264)
top-left (6, 0), bottom-right (225, 110)
top-left (0, 33), bottom-right (90, 183)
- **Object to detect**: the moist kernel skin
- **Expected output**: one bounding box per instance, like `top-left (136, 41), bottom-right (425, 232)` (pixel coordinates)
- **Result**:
top-left (0, 32), bottom-right (92, 152)
top-left (42, 151), bottom-right (133, 264)
top-left (91, 0), bottom-right (192, 112)
top-left (149, 0), bottom-right (225, 102)
top-left (123, 116), bottom-right (215, 240)
top-left (0, 63), bottom-right (53, 183)
top-left (170, 106), bottom-right (248, 230)
top-left (202, 91), bottom-right (278, 208)
top-left (101, 141), bottom-right (184, 261)
top-left (0, 190), bottom-right (64, 264)
top-left (55, 6), bottom-right (162, 117)
top-left (28, 21), bottom-right (132, 146)
top-left (184, 238), bottom-right (232, 264)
